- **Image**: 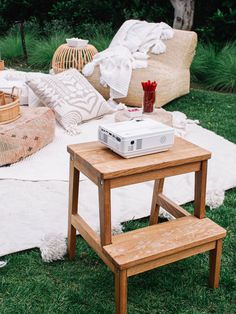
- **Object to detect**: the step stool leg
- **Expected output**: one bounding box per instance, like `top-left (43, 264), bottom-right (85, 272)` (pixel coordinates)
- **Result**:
top-left (68, 157), bottom-right (80, 259)
top-left (98, 179), bottom-right (112, 246)
top-left (194, 160), bottom-right (207, 219)
top-left (150, 179), bottom-right (164, 225)
top-left (115, 269), bottom-right (128, 314)
top-left (209, 239), bottom-right (223, 288)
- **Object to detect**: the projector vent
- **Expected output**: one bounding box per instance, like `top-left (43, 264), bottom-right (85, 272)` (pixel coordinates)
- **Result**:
top-left (103, 133), bottom-right (108, 143)
top-left (136, 139), bottom-right (142, 150)
top-left (160, 135), bottom-right (167, 144)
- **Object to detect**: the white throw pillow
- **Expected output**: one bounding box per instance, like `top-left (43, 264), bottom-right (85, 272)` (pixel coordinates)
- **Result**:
top-left (27, 69), bottom-right (113, 133)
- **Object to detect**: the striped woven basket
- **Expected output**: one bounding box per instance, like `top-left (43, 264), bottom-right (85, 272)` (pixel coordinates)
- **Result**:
top-left (0, 87), bottom-right (21, 125)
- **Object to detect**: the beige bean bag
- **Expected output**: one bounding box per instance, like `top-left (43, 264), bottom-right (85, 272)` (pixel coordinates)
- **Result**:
top-left (87, 29), bottom-right (197, 107)
top-left (0, 107), bottom-right (55, 166)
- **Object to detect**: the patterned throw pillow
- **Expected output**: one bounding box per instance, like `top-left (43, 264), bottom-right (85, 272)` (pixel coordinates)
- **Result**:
top-left (27, 69), bottom-right (113, 133)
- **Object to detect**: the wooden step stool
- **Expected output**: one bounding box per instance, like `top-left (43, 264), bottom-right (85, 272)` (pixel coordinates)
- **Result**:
top-left (67, 137), bottom-right (226, 314)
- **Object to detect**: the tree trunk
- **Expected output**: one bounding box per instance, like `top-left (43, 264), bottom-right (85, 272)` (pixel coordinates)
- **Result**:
top-left (18, 21), bottom-right (28, 61)
top-left (170, 0), bottom-right (195, 30)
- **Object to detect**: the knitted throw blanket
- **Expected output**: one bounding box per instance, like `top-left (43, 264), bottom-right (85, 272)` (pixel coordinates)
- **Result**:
top-left (83, 20), bottom-right (174, 99)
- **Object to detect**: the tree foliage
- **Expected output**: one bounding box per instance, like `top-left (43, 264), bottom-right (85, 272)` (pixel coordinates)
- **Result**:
top-left (0, 0), bottom-right (235, 42)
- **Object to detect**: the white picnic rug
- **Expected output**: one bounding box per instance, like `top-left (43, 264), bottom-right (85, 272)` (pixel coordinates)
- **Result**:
top-left (0, 111), bottom-right (236, 257)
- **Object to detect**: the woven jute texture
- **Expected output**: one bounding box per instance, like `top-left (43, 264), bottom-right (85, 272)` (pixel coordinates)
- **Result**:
top-left (86, 29), bottom-right (197, 107)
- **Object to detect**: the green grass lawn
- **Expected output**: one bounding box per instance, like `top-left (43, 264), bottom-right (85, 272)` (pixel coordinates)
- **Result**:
top-left (0, 89), bottom-right (236, 314)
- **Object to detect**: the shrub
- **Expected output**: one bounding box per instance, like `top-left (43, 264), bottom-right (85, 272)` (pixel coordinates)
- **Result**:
top-left (90, 34), bottom-right (111, 52)
top-left (191, 43), bottom-right (217, 82)
top-left (28, 31), bottom-right (71, 70)
top-left (194, 1), bottom-right (236, 42)
top-left (0, 0), bottom-right (236, 43)
top-left (0, 34), bottom-right (22, 60)
top-left (206, 42), bottom-right (236, 92)
top-left (0, 32), bottom-right (36, 61)
top-left (26, 24), bottom-right (113, 72)
top-left (0, 15), bottom-right (9, 34)
top-left (76, 23), bottom-right (114, 51)
top-left (191, 41), bottom-right (236, 92)
top-left (41, 19), bottom-right (73, 37)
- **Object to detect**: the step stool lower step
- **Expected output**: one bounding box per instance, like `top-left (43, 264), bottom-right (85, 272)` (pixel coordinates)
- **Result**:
top-left (103, 216), bottom-right (226, 271)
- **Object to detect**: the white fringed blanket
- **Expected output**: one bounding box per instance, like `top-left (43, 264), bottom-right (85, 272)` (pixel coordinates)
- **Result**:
top-left (83, 20), bottom-right (174, 98)
top-left (0, 111), bottom-right (236, 257)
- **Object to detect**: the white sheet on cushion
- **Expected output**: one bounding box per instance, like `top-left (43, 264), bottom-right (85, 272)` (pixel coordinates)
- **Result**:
top-left (0, 111), bottom-right (236, 257)
top-left (0, 77), bottom-right (28, 104)
top-left (0, 70), bottom-right (49, 106)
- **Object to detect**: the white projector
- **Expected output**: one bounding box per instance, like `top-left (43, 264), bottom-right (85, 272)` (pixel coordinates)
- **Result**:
top-left (98, 118), bottom-right (175, 158)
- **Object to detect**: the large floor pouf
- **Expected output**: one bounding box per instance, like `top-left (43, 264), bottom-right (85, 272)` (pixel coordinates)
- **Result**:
top-left (87, 29), bottom-right (197, 107)
top-left (0, 107), bottom-right (55, 166)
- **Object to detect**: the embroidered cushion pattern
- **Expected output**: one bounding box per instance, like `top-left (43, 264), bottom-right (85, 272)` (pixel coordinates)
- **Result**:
top-left (27, 69), bottom-right (112, 131)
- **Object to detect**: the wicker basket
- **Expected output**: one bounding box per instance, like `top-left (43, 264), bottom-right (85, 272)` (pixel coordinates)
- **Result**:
top-left (0, 88), bottom-right (21, 124)
top-left (52, 44), bottom-right (98, 73)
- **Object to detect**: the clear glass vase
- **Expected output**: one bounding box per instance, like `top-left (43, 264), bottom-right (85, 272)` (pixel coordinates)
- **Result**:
top-left (143, 90), bottom-right (155, 113)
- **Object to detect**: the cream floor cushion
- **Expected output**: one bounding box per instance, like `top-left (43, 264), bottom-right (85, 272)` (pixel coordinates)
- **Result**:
top-left (87, 29), bottom-right (197, 107)
top-left (0, 107), bottom-right (55, 166)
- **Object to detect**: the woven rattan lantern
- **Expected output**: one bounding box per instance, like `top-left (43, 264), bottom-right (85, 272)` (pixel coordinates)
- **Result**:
top-left (52, 43), bottom-right (98, 73)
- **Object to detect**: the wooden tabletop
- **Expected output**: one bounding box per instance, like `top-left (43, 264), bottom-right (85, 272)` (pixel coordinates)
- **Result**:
top-left (68, 136), bottom-right (211, 180)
